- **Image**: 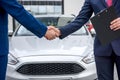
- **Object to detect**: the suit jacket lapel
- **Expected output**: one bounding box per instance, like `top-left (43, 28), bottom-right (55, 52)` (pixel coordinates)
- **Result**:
top-left (101, 0), bottom-right (108, 7)
top-left (113, 0), bottom-right (118, 6)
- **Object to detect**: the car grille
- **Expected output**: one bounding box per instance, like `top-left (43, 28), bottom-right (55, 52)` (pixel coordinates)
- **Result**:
top-left (16, 63), bottom-right (85, 75)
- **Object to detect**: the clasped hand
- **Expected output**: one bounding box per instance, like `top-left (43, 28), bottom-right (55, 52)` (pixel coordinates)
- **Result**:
top-left (44, 26), bottom-right (61, 40)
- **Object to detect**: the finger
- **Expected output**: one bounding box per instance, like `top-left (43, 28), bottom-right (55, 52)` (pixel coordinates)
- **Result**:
top-left (110, 24), bottom-right (120, 31)
top-left (48, 26), bottom-right (55, 30)
top-left (54, 28), bottom-right (59, 33)
top-left (45, 34), bottom-right (52, 40)
top-left (48, 26), bottom-right (59, 33)
top-left (45, 29), bottom-right (56, 40)
top-left (111, 18), bottom-right (120, 24)
top-left (110, 23), bottom-right (119, 29)
top-left (47, 30), bottom-right (56, 40)
top-left (110, 21), bottom-right (120, 30)
top-left (113, 26), bottom-right (120, 31)
top-left (51, 28), bottom-right (61, 36)
top-left (48, 27), bottom-right (61, 36)
top-left (55, 31), bottom-right (60, 37)
top-left (110, 18), bottom-right (120, 29)
top-left (45, 35), bottom-right (56, 40)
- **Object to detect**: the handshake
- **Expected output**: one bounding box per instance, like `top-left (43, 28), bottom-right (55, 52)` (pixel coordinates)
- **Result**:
top-left (44, 26), bottom-right (61, 40)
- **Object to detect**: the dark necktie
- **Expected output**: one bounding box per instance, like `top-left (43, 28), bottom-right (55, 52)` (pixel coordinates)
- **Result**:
top-left (107, 0), bottom-right (112, 7)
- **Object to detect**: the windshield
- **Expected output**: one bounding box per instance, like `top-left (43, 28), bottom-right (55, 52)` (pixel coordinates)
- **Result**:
top-left (15, 16), bottom-right (88, 36)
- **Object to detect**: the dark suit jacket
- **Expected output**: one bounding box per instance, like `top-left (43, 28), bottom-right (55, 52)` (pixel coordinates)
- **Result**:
top-left (59, 0), bottom-right (120, 56)
top-left (0, 0), bottom-right (47, 55)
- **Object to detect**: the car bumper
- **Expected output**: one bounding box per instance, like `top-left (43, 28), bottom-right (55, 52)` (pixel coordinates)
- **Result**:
top-left (7, 74), bottom-right (97, 80)
top-left (6, 56), bottom-right (97, 80)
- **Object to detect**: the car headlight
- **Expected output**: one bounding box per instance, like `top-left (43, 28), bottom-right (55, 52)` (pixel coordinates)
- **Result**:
top-left (82, 51), bottom-right (95, 64)
top-left (8, 53), bottom-right (19, 65)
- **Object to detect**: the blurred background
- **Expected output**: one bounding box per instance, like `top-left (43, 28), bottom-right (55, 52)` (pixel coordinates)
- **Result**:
top-left (8, 0), bottom-right (84, 33)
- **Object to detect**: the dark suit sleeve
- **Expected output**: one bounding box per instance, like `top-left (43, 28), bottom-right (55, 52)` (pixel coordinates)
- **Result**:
top-left (59, 0), bottom-right (93, 39)
top-left (0, 0), bottom-right (47, 38)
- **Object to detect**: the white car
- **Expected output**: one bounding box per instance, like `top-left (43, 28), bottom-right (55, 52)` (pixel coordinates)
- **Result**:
top-left (7, 15), bottom-right (97, 80)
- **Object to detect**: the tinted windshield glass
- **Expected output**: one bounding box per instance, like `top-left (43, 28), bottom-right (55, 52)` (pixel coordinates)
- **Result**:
top-left (15, 17), bottom-right (88, 36)
top-left (37, 17), bottom-right (74, 27)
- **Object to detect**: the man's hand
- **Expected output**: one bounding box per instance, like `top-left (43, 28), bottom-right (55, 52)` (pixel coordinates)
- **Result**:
top-left (44, 28), bottom-right (56, 40)
top-left (110, 17), bottom-right (120, 31)
top-left (44, 26), bottom-right (61, 40)
top-left (48, 26), bottom-right (61, 37)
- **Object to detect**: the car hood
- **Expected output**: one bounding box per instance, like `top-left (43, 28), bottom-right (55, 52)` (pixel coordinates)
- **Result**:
top-left (9, 35), bottom-right (93, 58)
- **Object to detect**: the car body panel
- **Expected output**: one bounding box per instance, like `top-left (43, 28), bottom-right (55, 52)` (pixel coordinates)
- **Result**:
top-left (10, 35), bottom-right (93, 58)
